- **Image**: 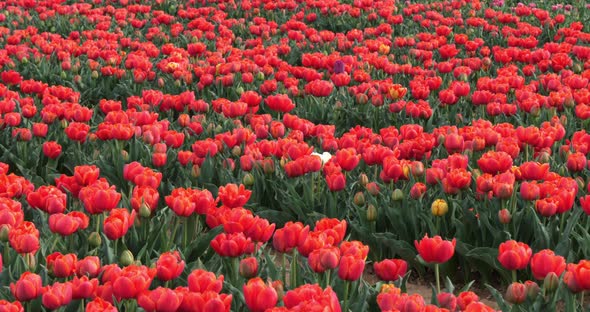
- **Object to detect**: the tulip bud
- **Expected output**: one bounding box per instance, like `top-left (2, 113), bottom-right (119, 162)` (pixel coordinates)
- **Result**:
top-left (359, 173), bottom-right (369, 187)
top-left (121, 150), bottom-right (129, 161)
top-left (232, 146), bottom-right (242, 157)
top-left (0, 225), bottom-right (9, 242)
top-left (543, 272), bottom-right (559, 293)
top-left (525, 281), bottom-right (540, 300)
top-left (120, 250), bottom-right (134, 266)
top-left (191, 165), bottom-right (201, 178)
top-left (366, 182), bottom-right (380, 196)
top-left (392, 189), bottom-right (403, 201)
top-left (410, 161), bottom-right (424, 177)
top-left (256, 72), bottom-right (265, 81)
top-left (88, 232), bottom-right (102, 247)
top-left (505, 282), bottom-right (527, 304)
top-left (236, 86), bottom-right (244, 95)
top-left (498, 209), bottom-right (511, 224)
top-left (239, 257), bottom-right (258, 279)
top-left (242, 173), bottom-right (255, 187)
top-left (431, 199), bottom-right (448, 217)
top-left (366, 204), bottom-right (377, 222)
top-left (353, 192), bottom-right (365, 206)
top-left (139, 203), bottom-right (152, 218)
top-left (271, 280), bottom-right (284, 302)
top-left (91, 71), bottom-right (99, 79)
top-left (576, 176), bottom-right (585, 190)
top-left (60, 119), bottom-right (68, 129)
top-left (24, 253), bottom-right (36, 271)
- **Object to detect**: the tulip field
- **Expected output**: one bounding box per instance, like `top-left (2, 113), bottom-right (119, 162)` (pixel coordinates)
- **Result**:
top-left (3, 0), bottom-right (590, 310)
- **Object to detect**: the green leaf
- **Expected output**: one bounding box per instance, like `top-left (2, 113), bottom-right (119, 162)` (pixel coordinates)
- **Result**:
top-left (485, 283), bottom-right (511, 312)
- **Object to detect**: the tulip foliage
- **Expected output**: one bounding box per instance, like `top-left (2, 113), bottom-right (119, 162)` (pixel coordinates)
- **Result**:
top-left (1, 0), bottom-right (590, 311)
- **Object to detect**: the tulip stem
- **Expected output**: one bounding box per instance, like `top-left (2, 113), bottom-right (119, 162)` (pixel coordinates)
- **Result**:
top-left (325, 269), bottom-right (331, 288)
top-left (512, 270), bottom-right (517, 283)
top-left (290, 249), bottom-right (298, 289)
top-left (282, 253), bottom-right (287, 288)
top-left (232, 256), bottom-right (240, 285)
top-left (343, 280), bottom-right (350, 312)
top-left (183, 218), bottom-right (188, 250)
top-left (581, 291), bottom-right (585, 310)
top-left (435, 263), bottom-right (441, 294)
top-left (168, 217), bottom-right (180, 251)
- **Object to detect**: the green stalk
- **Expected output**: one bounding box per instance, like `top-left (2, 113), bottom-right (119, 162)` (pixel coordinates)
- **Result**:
top-left (435, 263), bottom-right (441, 294)
top-left (282, 253), bottom-right (287, 288)
top-left (581, 291), bottom-right (585, 310)
top-left (343, 280), bottom-right (350, 312)
top-left (290, 249), bottom-right (298, 289)
top-left (325, 269), bottom-right (331, 289)
top-left (512, 270), bottom-right (517, 283)
top-left (183, 218), bottom-right (188, 250)
top-left (232, 256), bottom-right (240, 285)
top-left (167, 217), bottom-right (181, 252)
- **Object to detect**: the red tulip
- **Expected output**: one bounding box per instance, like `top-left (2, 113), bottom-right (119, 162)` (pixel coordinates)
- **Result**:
top-left (414, 234), bottom-right (456, 264)
top-left (239, 257), bottom-right (259, 278)
top-left (86, 297), bottom-right (117, 312)
top-left (374, 259), bottom-right (408, 282)
top-left (337, 254), bottom-right (365, 281)
top-left (130, 186), bottom-right (159, 214)
top-left (567, 152), bottom-right (587, 172)
top-left (76, 256), bottom-right (101, 278)
top-left (165, 187), bottom-right (197, 217)
top-left (0, 198), bottom-right (23, 229)
top-left (42, 141), bottom-right (62, 159)
top-left (156, 251), bottom-right (185, 282)
top-left (210, 232), bottom-right (254, 258)
top-left (497, 240), bottom-right (532, 271)
top-left (283, 284), bottom-right (341, 311)
top-left (42, 282), bottom-right (73, 310)
top-left (71, 276), bottom-right (99, 300)
top-left (530, 249), bottom-right (566, 280)
top-left (308, 246), bottom-right (340, 273)
top-left (217, 183), bottom-right (251, 208)
top-left (187, 269), bottom-right (224, 293)
top-left (74, 165), bottom-right (100, 186)
top-left (103, 208), bottom-right (136, 240)
top-left (457, 291), bottom-right (479, 311)
top-left (10, 272), bottom-right (43, 302)
top-left (26, 185), bottom-right (67, 214)
top-left (273, 222), bottom-right (308, 253)
top-left (243, 277), bottom-right (278, 312)
top-left (48, 211), bottom-right (89, 236)
top-left (138, 287), bottom-right (183, 312)
top-left (46, 252), bottom-right (77, 278)
top-left (0, 300), bottom-right (23, 312)
top-left (265, 94), bottom-right (295, 113)
top-left (326, 172), bottom-right (346, 191)
top-left (315, 218), bottom-right (347, 245)
top-left (8, 221), bottom-right (40, 255)
top-left (505, 282), bottom-right (527, 304)
top-left (112, 265), bottom-right (156, 299)
top-left (571, 260), bottom-right (590, 290)
top-left (79, 182), bottom-right (122, 214)
top-left (477, 151), bottom-right (513, 174)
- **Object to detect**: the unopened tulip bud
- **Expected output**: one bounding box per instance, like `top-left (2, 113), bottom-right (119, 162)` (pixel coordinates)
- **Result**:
top-left (543, 272), bottom-right (559, 293)
top-left (139, 203), bottom-right (152, 218)
top-left (60, 119), bottom-right (68, 129)
top-left (366, 182), bottom-right (380, 196)
top-left (120, 250), bottom-right (134, 266)
top-left (505, 282), bottom-right (527, 304)
top-left (525, 281), bottom-right (540, 300)
top-left (353, 192), bottom-right (365, 206)
top-left (256, 72), bottom-right (265, 81)
top-left (0, 225), bottom-right (9, 242)
top-left (91, 71), bottom-right (99, 79)
top-left (24, 253), bottom-right (36, 271)
top-left (191, 165), bottom-right (201, 178)
top-left (88, 232), bottom-right (102, 248)
top-left (497, 209), bottom-right (511, 224)
top-left (121, 150), bottom-right (129, 161)
top-left (242, 173), bottom-right (255, 187)
top-left (431, 199), bottom-right (448, 217)
top-left (392, 189), bottom-right (403, 201)
top-left (236, 86), bottom-right (244, 95)
top-left (271, 280), bottom-right (284, 302)
top-left (359, 173), bottom-right (369, 187)
top-left (232, 146), bottom-right (242, 157)
top-left (367, 204), bottom-right (377, 222)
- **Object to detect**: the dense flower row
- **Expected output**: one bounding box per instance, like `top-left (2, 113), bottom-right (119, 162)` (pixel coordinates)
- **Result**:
top-left (1, 0), bottom-right (590, 311)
